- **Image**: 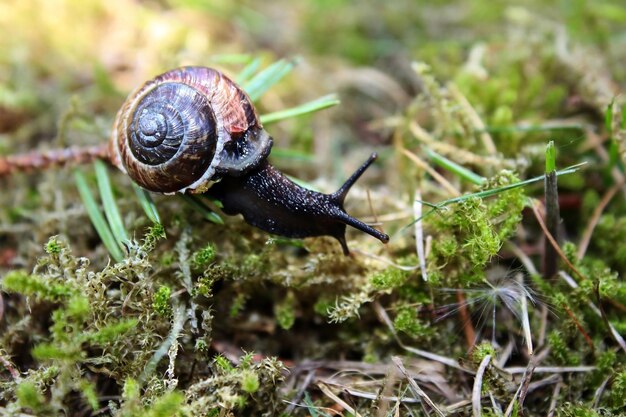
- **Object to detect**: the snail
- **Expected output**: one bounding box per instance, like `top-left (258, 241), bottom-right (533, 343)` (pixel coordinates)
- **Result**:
top-left (0, 66), bottom-right (389, 254)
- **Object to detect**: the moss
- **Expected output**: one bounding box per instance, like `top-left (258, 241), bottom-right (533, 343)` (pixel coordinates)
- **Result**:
top-left (612, 370), bottom-right (626, 408)
top-left (152, 286), bottom-right (172, 317)
top-left (470, 342), bottom-right (497, 366)
top-left (1, 270), bottom-right (75, 300)
top-left (548, 330), bottom-right (581, 366)
top-left (370, 267), bottom-right (408, 290)
top-left (393, 308), bottom-right (431, 339)
top-left (16, 381), bottom-right (45, 413)
top-left (191, 243), bottom-right (216, 270)
top-left (274, 292), bottom-right (296, 330)
top-left (240, 370), bottom-right (260, 394)
top-left (556, 403), bottom-right (604, 417)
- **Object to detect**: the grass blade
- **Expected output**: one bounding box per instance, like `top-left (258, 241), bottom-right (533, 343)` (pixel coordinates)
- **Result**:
top-left (605, 99), bottom-right (614, 137)
top-left (94, 160), bottom-right (129, 243)
top-left (132, 183), bottom-right (161, 224)
top-left (406, 162), bottom-right (587, 227)
top-left (180, 194), bottom-right (224, 224)
top-left (236, 57), bottom-right (262, 85)
top-left (74, 170), bottom-right (124, 262)
top-left (424, 147), bottom-right (486, 185)
top-left (260, 94), bottom-right (340, 125)
top-left (270, 147), bottom-right (315, 163)
top-left (209, 54), bottom-right (252, 65)
top-left (242, 58), bottom-right (299, 101)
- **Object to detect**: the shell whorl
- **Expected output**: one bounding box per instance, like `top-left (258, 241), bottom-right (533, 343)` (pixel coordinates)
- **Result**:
top-left (110, 66), bottom-right (269, 194)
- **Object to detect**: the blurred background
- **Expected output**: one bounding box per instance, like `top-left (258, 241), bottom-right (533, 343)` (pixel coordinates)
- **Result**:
top-left (2, 0), bottom-right (625, 159)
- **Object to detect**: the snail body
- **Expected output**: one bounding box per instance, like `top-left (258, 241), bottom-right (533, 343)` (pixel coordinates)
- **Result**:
top-left (109, 66), bottom-right (388, 254)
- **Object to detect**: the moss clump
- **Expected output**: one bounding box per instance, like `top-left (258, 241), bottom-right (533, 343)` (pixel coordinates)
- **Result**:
top-left (274, 292), bottom-right (297, 330)
top-left (393, 308), bottom-right (431, 340)
top-left (191, 243), bottom-right (216, 270)
top-left (152, 286), bottom-right (172, 317)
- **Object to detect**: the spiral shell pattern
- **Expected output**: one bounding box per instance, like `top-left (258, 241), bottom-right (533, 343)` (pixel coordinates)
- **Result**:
top-left (110, 67), bottom-right (269, 194)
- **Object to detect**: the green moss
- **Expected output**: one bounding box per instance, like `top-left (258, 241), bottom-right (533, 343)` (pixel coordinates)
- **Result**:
top-left (85, 318), bottom-right (139, 345)
top-left (313, 297), bottom-right (333, 316)
top-left (214, 354), bottom-right (235, 373)
top-left (370, 267), bottom-right (408, 290)
top-left (16, 381), bottom-right (45, 413)
top-left (145, 392), bottom-right (185, 417)
top-left (470, 342), bottom-right (497, 366)
top-left (66, 295), bottom-right (91, 319)
top-left (79, 380), bottom-right (100, 411)
top-left (152, 286), bottom-right (172, 317)
top-left (393, 308), bottom-right (430, 339)
top-left (45, 237), bottom-right (63, 255)
top-left (122, 378), bottom-right (140, 401)
top-left (548, 330), bottom-right (581, 366)
top-left (1, 270), bottom-right (75, 300)
top-left (192, 243), bottom-right (216, 269)
top-left (556, 403), bottom-right (603, 417)
top-left (612, 370), bottom-right (626, 407)
top-left (275, 292), bottom-right (296, 330)
top-left (240, 370), bottom-right (260, 393)
top-left (229, 292), bottom-right (248, 318)
top-left (142, 223), bottom-right (166, 252)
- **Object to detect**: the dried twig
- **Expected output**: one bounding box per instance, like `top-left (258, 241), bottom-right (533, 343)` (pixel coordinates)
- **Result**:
top-left (284, 370), bottom-right (316, 415)
top-left (392, 356), bottom-right (445, 417)
top-left (402, 148), bottom-right (460, 197)
top-left (0, 145), bottom-right (109, 177)
top-left (472, 355), bottom-right (491, 417)
top-left (318, 381), bottom-right (363, 417)
top-left (320, 380), bottom-right (420, 404)
top-left (530, 200), bottom-right (587, 282)
top-left (414, 191), bottom-right (428, 281)
top-left (517, 355), bottom-right (537, 415)
top-left (547, 379), bottom-right (562, 417)
top-left (504, 365), bottom-right (595, 374)
top-left (0, 352), bottom-right (20, 380)
top-left (577, 180), bottom-right (623, 260)
top-left (592, 376), bottom-right (611, 409)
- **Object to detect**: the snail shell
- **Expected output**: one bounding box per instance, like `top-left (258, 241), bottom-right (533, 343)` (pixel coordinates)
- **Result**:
top-left (109, 67), bottom-right (272, 194)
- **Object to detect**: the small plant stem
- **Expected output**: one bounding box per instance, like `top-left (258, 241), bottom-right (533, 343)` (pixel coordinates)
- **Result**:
top-left (414, 191), bottom-right (428, 281)
top-left (530, 200), bottom-right (584, 280)
top-left (0, 144), bottom-right (110, 177)
top-left (577, 179), bottom-right (623, 260)
top-left (547, 380), bottom-right (563, 417)
top-left (543, 141), bottom-right (559, 279)
top-left (392, 356), bottom-right (446, 417)
top-left (457, 290), bottom-right (476, 349)
top-left (517, 355), bottom-right (537, 416)
top-left (402, 148), bottom-right (461, 197)
top-left (424, 148), bottom-right (486, 186)
top-left (447, 83), bottom-right (497, 154)
top-left (561, 303), bottom-right (595, 350)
